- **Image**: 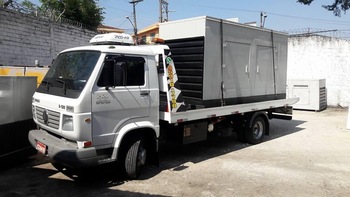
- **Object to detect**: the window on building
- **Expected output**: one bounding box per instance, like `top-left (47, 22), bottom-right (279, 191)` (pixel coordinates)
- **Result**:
top-left (141, 36), bottom-right (147, 44)
top-left (150, 32), bottom-right (156, 41)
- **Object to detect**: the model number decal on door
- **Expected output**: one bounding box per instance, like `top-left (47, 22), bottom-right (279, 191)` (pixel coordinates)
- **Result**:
top-left (96, 94), bottom-right (111, 104)
top-left (59, 104), bottom-right (66, 110)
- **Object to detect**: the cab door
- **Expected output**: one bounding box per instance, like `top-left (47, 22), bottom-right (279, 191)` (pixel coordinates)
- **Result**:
top-left (91, 55), bottom-right (150, 146)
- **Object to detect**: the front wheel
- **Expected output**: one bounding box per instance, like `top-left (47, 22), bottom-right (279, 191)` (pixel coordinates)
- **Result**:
top-left (123, 136), bottom-right (147, 179)
top-left (245, 116), bottom-right (267, 145)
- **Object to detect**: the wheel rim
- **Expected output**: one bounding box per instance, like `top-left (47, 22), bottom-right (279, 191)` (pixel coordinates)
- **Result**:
top-left (253, 121), bottom-right (264, 139)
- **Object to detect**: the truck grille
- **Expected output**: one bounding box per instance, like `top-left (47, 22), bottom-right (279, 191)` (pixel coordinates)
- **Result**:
top-left (36, 106), bottom-right (60, 130)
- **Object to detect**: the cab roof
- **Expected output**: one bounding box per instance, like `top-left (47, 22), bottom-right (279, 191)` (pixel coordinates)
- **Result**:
top-left (60, 44), bottom-right (169, 56)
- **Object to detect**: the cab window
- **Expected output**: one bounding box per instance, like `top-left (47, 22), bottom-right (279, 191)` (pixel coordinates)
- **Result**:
top-left (97, 55), bottom-right (145, 87)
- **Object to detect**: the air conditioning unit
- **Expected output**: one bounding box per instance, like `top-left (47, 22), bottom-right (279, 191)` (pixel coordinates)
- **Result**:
top-left (287, 79), bottom-right (327, 111)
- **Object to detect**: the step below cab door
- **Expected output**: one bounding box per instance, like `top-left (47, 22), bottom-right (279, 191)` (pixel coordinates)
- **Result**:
top-left (91, 54), bottom-right (150, 146)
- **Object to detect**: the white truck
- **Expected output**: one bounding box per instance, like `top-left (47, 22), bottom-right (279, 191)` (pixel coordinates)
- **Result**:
top-left (28, 16), bottom-right (298, 179)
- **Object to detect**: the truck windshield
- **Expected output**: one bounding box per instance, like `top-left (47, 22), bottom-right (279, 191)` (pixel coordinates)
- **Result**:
top-left (37, 50), bottom-right (101, 98)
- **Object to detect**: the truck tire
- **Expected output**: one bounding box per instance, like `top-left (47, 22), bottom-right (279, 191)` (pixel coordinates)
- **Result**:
top-left (124, 136), bottom-right (146, 179)
top-left (245, 116), bottom-right (266, 144)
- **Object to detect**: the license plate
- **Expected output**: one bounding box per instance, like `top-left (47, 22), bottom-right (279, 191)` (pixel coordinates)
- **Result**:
top-left (36, 141), bottom-right (47, 154)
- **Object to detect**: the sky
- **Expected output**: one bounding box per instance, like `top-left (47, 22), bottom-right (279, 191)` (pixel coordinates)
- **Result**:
top-left (32, 0), bottom-right (350, 36)
top-left (31, 0), bottom-right (350, 36)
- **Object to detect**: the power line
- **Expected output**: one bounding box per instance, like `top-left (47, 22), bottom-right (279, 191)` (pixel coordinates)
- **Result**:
top-left (266, 12), bottom-right (350, 26)
top-left (99, 2), bottom-right (156, 25)
top-left (99, 3), bottom-right (130, 14)
top-left (117, 17), bottom-right (129, 28)
top-left (181, 3), bottom-right (350, 26)
top-left (181, 3), bottom-right (261, 14)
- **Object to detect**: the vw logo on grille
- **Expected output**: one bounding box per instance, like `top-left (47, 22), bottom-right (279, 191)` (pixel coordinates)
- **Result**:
top-left (43, 109), bottom-right (49, 125)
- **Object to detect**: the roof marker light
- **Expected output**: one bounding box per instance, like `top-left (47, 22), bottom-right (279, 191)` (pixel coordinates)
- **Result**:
top-left (152, 37), bottom-right (165, 44)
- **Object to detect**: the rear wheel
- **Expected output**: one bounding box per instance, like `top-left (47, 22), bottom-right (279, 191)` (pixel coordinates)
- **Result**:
top-left (124, 136), bottom-right (146, 179)
top-left (245, 116), bottom-right (267, 144)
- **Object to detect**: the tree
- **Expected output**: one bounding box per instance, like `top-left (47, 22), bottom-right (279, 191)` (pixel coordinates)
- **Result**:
top-left (1, 0), bottom-right (15, 8)
top-left (40, 0), bottom-right (104, 29)
top-left (298, 0), bottom-right (350, 16)
top-left (1, 0), bottom-right (37, 14)
top-left (1, 0), bottom-right (104, 29)
top-left (20, 0), bottom-right (38, 14)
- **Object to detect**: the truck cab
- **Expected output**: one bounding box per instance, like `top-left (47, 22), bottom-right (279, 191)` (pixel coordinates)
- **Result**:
top-left (29, 33), bottom-right (165, 178)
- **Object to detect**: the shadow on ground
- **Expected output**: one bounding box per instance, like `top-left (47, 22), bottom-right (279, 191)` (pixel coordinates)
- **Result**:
top-left (0, 119), bottom-right (305, 196)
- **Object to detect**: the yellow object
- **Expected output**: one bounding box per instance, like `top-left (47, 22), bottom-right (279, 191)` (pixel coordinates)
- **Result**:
top-left (0, 66), bottom-right (49, 87)
top-left (25, 67), bottom-right (49, 87)
top-left (0, 67), bottom-right (25, 76)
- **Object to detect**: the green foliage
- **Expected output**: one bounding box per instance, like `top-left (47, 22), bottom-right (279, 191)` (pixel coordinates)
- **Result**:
top-left (39, 0), bottom-right (104, 28)
top-left (1, 0), bottom-right (104, 29)
top-left (0, 0), bottom-right (14, 8)
top-left (20, 0), bottom-right (37, 13)
top-left (1, 0), bottom-right (38, 14)
top-left (1, 0), bottom-right (20, 9)
top-left (298, 0), bottom-right (350, 16)
top-left (297, 0), bottom-right (313, 5)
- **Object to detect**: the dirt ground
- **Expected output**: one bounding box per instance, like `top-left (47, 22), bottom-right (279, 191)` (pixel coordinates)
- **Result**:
top-left (1, 108), bottom-right (350, 197)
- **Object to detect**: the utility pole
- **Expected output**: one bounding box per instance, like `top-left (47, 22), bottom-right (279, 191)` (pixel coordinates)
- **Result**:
top-left (159, 0), bottom-right (169, 22)
top-left (165, 1), bottom-right (169, 22)
top-left (159, 0), bottom-right (163, 22)
top-left (129, 0), bottom-right (143, 44)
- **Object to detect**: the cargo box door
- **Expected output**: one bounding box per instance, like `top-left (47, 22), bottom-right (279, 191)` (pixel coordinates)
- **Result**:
top-left (223, 41), bottom-right (251, 100)
top-left (252, 44), bottom-right (275, 95)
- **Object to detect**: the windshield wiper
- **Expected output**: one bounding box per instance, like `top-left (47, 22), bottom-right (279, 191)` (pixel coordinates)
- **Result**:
top-left (55, 79), bottom-right (68, 95)
top-left (41, 80), bottom-right (52, 92)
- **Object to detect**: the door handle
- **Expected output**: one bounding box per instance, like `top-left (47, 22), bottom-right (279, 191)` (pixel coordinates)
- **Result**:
top-left (140, 91), bottom-right (150, 96)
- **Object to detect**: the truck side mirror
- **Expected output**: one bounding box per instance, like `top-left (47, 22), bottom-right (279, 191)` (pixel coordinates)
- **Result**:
top-left (97, 60), bottom-right (115, 89)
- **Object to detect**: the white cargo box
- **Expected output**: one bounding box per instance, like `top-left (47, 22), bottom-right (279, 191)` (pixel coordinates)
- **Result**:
top-left (160, 16), bottom-right (288, 108)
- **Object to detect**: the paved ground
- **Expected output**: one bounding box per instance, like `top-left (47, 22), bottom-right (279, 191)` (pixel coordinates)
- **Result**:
top-left (1, 108), bottom-right (350, 197)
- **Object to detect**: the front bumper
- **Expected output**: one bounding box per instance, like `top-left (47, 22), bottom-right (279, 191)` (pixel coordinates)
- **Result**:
top-left (28, 129), bottom-right (109, 168)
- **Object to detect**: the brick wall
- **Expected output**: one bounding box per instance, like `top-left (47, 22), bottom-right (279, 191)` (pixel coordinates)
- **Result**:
top-left (0, 8), bottom-right (97, 67)
top-left (288, 36), bottom-right (350, 107)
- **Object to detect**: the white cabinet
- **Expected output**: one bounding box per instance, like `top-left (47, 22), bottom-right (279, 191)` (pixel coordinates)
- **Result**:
top-left (287, 79), bottom-right (327, 111)
top-left (0, 76), bottom-right (37, 125)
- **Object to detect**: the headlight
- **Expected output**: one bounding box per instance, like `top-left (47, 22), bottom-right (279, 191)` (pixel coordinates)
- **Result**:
top-left (62, 115), bottom-right (74, 131)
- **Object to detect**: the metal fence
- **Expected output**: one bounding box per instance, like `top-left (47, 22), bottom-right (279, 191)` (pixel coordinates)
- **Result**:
top-left (1, 6), bottom-right (95, 30)
top-left (287, 28), bottom-right (350, 40)
top-left (37, 13), bottom-right (95, 30)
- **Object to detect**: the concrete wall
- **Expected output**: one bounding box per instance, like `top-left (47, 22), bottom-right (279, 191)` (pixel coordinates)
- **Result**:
top-left (0, 8), bottom-right (97, 67)
top-left (288, 36), bottom-right (350, 107)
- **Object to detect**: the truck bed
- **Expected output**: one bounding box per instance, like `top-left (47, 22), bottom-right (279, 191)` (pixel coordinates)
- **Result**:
top-left (160, 98), bottom-right (299, 124)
